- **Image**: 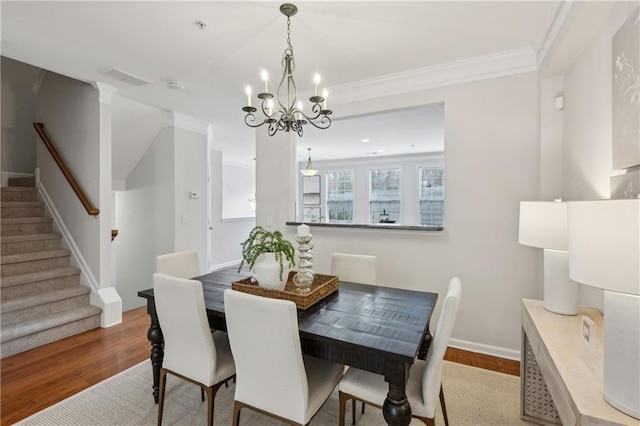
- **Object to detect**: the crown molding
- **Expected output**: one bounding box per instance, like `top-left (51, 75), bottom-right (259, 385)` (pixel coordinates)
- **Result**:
top-left (536, 0), bottom-right (575, 71)
top-left (328, 48), bottom-right (537, 106)
top-left (91, 82), bottom-right (119, 104)
top-left (165, 111), bottom-right (209, 134)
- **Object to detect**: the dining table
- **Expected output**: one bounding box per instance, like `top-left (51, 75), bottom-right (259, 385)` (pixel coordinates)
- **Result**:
top-left (138, 267), bottom-right (438, 426)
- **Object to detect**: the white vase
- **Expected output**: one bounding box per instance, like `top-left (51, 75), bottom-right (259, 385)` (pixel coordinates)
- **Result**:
top-left (252, 252), bottom-right (287, 290)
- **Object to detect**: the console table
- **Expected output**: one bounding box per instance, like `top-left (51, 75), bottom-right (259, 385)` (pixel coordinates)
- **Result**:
top-left (521, 299), bottom-right (636, 425)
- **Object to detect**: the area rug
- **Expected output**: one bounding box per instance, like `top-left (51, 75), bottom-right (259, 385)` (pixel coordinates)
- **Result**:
top-left (15, 361), bottom-right (535, 425)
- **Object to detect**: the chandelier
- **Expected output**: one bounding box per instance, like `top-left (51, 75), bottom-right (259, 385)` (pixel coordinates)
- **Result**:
top-left (242, 3), bottom-right (332, 137)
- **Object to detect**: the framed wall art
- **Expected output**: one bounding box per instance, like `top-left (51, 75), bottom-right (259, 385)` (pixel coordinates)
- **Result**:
top-left (612, 7), bottom-right (640, 169)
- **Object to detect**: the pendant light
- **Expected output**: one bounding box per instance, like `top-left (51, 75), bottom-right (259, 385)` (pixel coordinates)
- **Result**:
top-left (301, 148), bottom-right (318, 176)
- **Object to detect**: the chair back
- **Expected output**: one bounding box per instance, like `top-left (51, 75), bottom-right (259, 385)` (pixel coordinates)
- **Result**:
top-left (224, 289), bottom-right (309, 421)
top-left (153, 273), bottom-right (217, 386)
top-left (331, 253), bottom-right (377, 285)
top-left (421, 277), bottom-right (462, 416)
top-left (156, 250), bottom-right (201, 279)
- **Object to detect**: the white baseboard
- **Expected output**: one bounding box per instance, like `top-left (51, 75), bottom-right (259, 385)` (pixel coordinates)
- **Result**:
top-left (210, 259), bottom-right (242, 272)
top-left (449, 337), bottom-right (520, 361)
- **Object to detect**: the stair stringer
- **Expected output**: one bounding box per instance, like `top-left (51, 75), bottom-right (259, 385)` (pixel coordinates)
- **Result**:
top-left (37, 180), bottom-right (122, 327)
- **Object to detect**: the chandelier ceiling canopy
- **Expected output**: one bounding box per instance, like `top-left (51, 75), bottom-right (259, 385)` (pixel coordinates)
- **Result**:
top-left (242, 3), bottom-right (332, 137)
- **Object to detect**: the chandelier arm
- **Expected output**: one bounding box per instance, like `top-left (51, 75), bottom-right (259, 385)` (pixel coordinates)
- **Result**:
top-left (305, 114), bottom-right (332, 130)
top-left (244, 113), bottom-right (268, 128)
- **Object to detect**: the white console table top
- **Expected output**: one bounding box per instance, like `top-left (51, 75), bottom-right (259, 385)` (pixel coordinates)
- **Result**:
top-left (522, 299), bottom-right (638, 426)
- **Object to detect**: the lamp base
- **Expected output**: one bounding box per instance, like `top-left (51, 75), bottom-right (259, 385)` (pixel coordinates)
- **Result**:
top-left (603, 291), bottom-right (640, 419)
top-left (543, 249), bottom-right (578, 315)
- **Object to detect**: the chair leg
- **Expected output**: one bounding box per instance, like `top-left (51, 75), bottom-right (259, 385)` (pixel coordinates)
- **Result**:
top-left (157, 368), bottom-right (168, 426)
top-left (440, 384), bottom-right (449, 426)
top-left (338, 391), bottom-right (351, 426)
top-left (362, 401), bottom-right (365, 414)
top-left (232, 400), bottom-right (243, 426)
top-left (352, 398), bottom-right (356, 425)
top-left (201, 388), bottom-right (205, 402)
top-left (204, 386), bottom-right (214, 426)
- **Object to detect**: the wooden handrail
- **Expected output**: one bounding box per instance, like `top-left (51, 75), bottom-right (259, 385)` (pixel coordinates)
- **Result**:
top-left (33, 122), bottom-right (100, 216)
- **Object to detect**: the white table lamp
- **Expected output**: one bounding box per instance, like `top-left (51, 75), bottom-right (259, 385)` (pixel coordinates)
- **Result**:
top-left (568, 199), bottom-right (640, 419)
top-left (519, 200), bottom-right (579, 315)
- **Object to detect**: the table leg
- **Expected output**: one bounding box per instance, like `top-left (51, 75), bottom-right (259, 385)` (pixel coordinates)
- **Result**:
top-left (417, 325), bottom-right (432, 360)
top-left (383, 362), bottom-right (412, 425)
top-left (145, 298), bottom-right (164, 403)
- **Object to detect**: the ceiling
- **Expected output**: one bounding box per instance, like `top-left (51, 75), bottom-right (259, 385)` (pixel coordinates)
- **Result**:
top-left (2, 1), bottom-right (574, 178)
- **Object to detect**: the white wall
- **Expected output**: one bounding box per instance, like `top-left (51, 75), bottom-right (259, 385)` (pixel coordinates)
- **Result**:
top-left (1, 57), bottom-right (40, 176)
top-left (173, 126), bottom-right (208, 267)
top-left (556, 2), bottom-right (640, 312)
top-left (210, 149), bottom-right (256, 269)
top-left (258, 72), bottom-right (541, 358)
top-left (115, 127), bottom-right (175, 311)
top-left (222, 162), bottom-right (256, 219)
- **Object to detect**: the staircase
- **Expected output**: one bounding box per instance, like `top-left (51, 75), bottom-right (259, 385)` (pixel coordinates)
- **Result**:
top-left (1, 178), bottom-right (102, 358)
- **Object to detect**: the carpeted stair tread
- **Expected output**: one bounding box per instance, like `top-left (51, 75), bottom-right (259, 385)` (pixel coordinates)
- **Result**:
top-left (0, 305), bottom-right (102, 343)
top-left (1, 249), bottom-right (70, 265)
top-left (2, 286), bottom-right (91, 314)
top-left (1, 217), bottom-right (53, 224)
top-left (0, 186), bottom-right (36, 192)
top-left (2, 233), bottom-right (60, 243)
top-left (1, 201), bottom-right (43, 207)
top-left (0, 267), bottom-right (80, 288)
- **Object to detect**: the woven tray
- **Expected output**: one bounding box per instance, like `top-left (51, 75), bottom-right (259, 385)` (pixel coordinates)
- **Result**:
top-left (232, 271), bottom-right (339, 310)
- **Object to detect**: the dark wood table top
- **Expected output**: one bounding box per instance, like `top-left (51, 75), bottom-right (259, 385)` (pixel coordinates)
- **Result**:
top-left (139, 267), bottom-right (438, 364)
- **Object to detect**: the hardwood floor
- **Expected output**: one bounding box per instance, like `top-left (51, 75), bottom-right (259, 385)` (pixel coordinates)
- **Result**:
top-left (1, 306), bottom-right (520, 425)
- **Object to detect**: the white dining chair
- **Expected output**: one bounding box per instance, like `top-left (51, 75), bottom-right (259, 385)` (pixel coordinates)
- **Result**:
top-left (224, 289), bottom-right (344, 426)
top-left (338, 277), bottom-right (462, 426)
top-left (154, 273), bottom-right (236, 426)
top-left (331, 253), bottom-right (377, 285)
top-left (156, 250), bottom-right (201, 279)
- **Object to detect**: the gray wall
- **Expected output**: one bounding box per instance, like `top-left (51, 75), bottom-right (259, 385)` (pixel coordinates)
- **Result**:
top-left (115, 124), bottom-right (209, 311)
top-left (35, 71), bottom-right (110, 287)
top-left (1, 57), bottom-right (40, 176)
top-left (115, 127), bottom-right (175, 311)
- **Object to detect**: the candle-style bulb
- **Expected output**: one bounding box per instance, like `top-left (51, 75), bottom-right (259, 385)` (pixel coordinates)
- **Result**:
top-left (245, 85), bottom-right (252, 107)
top-left (296, 101), bottom-right (303, 121)
top-left (314, 73), bottom-right (321, 96)
top-left (261, 70), bottom-right (268, 93)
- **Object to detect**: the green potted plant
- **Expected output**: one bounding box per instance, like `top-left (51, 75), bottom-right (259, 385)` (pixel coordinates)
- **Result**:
top-left (238, 226), bottom-right (296, 289)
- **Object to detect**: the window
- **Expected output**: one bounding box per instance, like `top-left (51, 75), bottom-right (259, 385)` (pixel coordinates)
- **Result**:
top-left (369, 168), bottom-right (401, 224)
top-left (419, 165), bottom-right (444, 227)
top-left (326, 171), bottom-right (354, 223)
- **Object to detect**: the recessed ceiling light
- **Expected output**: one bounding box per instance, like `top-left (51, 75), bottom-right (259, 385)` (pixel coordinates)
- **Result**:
top-left (195, 20), bottom-right (207, 30)
top-left (168, 81), bottom-right (184, 90)
top-left (361, 139), bottom-right (370, 142)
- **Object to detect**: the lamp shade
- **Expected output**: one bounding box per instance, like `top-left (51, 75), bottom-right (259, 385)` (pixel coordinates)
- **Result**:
top-left (519, 201), bottom-right (568, 250)
top-left (568, 199), bottom-right (640, 295)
